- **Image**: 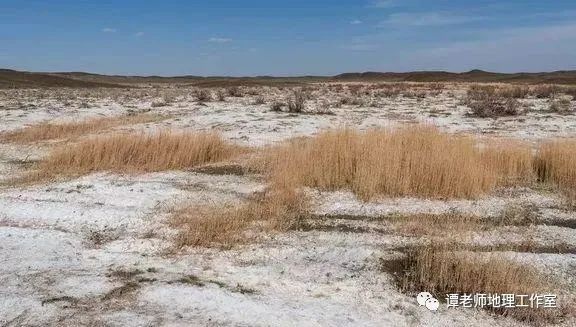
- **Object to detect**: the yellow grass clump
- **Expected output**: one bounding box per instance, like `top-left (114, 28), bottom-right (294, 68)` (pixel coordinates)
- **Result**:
top-left (398, 245), bottom-right (567, 324)
top-left (0, 113), bottom-right (164, 143)
top-left (169, 187), bottom-right (307, 248)
top-left (480, 139), bottom-right (535, 186)
top-left (259, 126), bottom-right (533, 200)
top-left (535, 140), bottom-right (576, 205)
top-left (36, 130), bottom-right (243, 176)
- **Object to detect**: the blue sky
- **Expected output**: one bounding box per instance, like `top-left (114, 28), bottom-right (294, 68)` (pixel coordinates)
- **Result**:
top-left (1, 0), bottom-right (575, 76)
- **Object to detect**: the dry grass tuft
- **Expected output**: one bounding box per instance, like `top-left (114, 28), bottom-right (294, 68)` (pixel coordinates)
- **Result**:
top-left (226, 86), bottom-right (243, 97)
top-left (258, 126), bottom-right (532, 200)
top-left (535, 140), bottom-right (576, 206)
top-left (216, 89), bottom-right (227, 101)
top-left (549, 95), bottom-right (573, 114)
top-left (287, 89), bottom-right (306, 113)
top-left (0, 114), bottom-right (164, 143)
top-left (169, 187), bottom-right (307, 248)
top-left (465, 85), bottom-right (522, 118)
top-left (194, 89), bottom-right (212, 102)
top-left (34, 130), bottom-right (243, 177)
top-left (396, 244), bottom-right (567, 324)
top-left (531, 85), bottom-right (562, 99)
top-left (481, 139), bottom-right (536, 186)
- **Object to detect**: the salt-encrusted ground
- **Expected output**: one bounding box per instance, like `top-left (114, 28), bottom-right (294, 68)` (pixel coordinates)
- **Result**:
top-left (0, 86), bottom-right (575, 326)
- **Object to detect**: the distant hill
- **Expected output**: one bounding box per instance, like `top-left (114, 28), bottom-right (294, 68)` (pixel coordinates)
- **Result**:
top-left (51, 72), bottom-right (324, 87)
top-left (333, 70), bottom-right (576, 84)
top-left (0, 69), bottom-right (123, 88)
top-left (3, 68), bottom-right (576, 88)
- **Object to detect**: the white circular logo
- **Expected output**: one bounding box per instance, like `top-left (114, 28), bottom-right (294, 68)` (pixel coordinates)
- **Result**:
top-left (417, 292), bottom-right (439, 311)
top-left (425, 298), bottom-right (440, 311)
top-left (416, 292), bottom-right (433, 306)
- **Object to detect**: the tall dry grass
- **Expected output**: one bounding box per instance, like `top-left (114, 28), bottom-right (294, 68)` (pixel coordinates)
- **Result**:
top-left (481, 139), bottom-right (535, 186)
top-left (0, 114), bottom-right (164, 143)
top-left (33, 130), bottom-right (243, 177)
top-left (169, 187), bottom-right (307, 248)
top-left (536, 140), bottom-right (576, 205)
top-left (258, 126), bottom-right (533, 200)
top-left (398, 245), bottom-right (567, 324)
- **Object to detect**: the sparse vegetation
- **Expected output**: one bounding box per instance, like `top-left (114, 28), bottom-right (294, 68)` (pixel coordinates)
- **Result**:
top-left (549, 95), bottom-right (573, 113)
top-left (4, 82), bottom-right (576, 326)
top-left (194, 89), bottom-right (212, 102)
top-left (312, 101), bottom-right (335, 115)
top-left (498, 85), bottom-right (531, 99)
top-left (535, 139), bottom-right (576, 206)
top-left (465, 85), bottom-right (523, 118)
top-left (216, 89), bottom-right (227, 101)
top-left (151, 96), bottom-right (174, 107)
top-left (387, 212), bottom-right (483, 237)
top-left (227, 86), bottom-right (243, 97)
top-left (498, 203), bottom-right (539, 226)
top-left (32, 130), bottom-right (244, 177)
top-left (253, 95), bottom-right (266, 105)
top-left (392, 244), bottom-right (567, 324)
top-left (531, 85), bottom-right (561, 99)
top-left (481, 139), bottom-right (536, 186)
top-left (85, 226), bottom-right (121, 248)
top-left (259, 126), bottom-right (534, 200)
top-left (169, 187), bottom-right (307, 248)
top-left (386, 205), bottom-right (538, 237)
top-left (287, 89), bottom-right (306, 113)
top-left (339, 95), bottom-right (365, 106)
top-left (0, 113), bottom-right (165, 143)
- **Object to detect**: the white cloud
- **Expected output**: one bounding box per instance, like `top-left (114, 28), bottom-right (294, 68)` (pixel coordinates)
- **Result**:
top-left (101, 27), bottom-right (117, 33)
top-left (350, 20), bottom-right (363, 25)
top-left (407, 23), bottom-right (576, 72)
top-left (380, 12), bottom-right (482, 27)
top-left (208, 37), bottom-right (232, 43)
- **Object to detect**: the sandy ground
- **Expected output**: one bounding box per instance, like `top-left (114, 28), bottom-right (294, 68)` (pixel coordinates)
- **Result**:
top-left (0, 85), bottom-right (575, 326)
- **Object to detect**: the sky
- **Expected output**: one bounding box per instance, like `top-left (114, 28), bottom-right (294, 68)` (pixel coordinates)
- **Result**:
top-left (1, 0), bottom-right (576, 76)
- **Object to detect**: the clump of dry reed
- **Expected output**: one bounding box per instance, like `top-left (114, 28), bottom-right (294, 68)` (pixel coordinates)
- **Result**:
top-left (257, 126), bottom-right (532, 200)
top-left (395, 244), bottom-right (568, 324)
top-left (0, 113), bottom-right (164, 143)
top-left (34, 130), bottom-right (243, 177)
top-left (169, 187), bottom-right (307, 248)
top-left (480, 139), bottom-right (535, 186)
top-left (535, 140), bottom-right (576, 206)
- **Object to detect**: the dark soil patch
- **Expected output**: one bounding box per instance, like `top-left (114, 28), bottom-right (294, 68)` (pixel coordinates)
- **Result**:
top-left (297, 220), bottom-right (388, 234)
top-left (306, 213), bottom-right (385, 221)
top-left (41, 296), bottom-right (78, 306)
top-left (191, 163), bottom-right (245, 176)
top-left (542, 219), bottom-right (576, 229)
top-left (101, 282), bottom-right (140, 301)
